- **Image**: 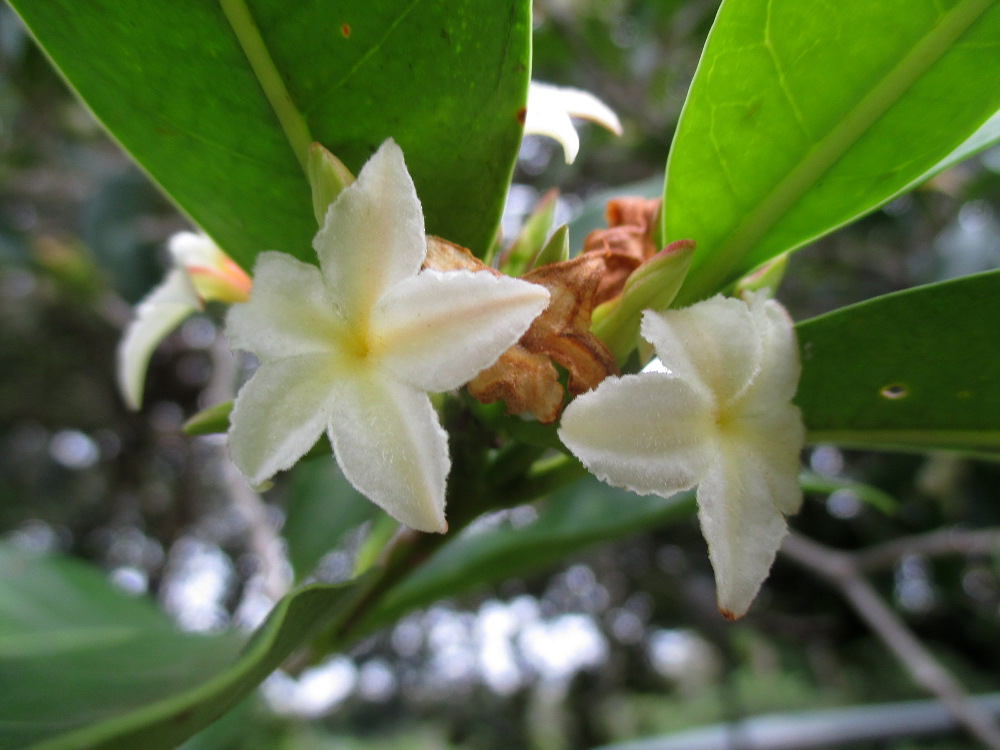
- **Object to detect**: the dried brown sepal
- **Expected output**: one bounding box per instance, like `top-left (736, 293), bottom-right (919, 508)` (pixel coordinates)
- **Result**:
top-left (422, 198), bottom-right (663, 423)
top-left (422, 235), bottom-right (500, 275)
top-left (466, 346), bottom-right (564, 424)
top-left (581, 196), bottom-right (662, 305)
top-left (467, 254), bottom-right (619, 423)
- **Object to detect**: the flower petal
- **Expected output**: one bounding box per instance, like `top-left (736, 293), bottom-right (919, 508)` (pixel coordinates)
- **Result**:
top-left (697, 427), bottom-right (798, 620)
top-left (375, 269), bottom-right (550, 392)
top-left (327, 372), bottom-right (449, 533)
top-left (736, 404), bottom-right (806, 516)
top-left (228, 354), bottom-right (340, 485)
top-left (525, 93), bottom-right (580, 164)
top-left (168, 231), bottom-right (223, 268)
top-left (640, 297), bottom-right (763, 408)
top-left (558, 372), bottom-right (714, 497)
top-left (525, 82), bottom-right (623, 164)
top-left (117, 268), bottom-right (200, 410)
top-left (737, 293), bottom-right (802, 408)
top-left (315, 139), bottom-right (426, 322)
top-left (226, 251), bottom-right (343, 362)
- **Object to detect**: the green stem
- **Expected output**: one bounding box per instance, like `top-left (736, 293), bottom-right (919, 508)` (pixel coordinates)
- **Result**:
top-left (807, 429), bottom-right (1000, 461)
top-left (799, 471), bottom-right (898, 516)
top-left (219, 0), bottom-right (313, 171)
top-left (310, 450), bottom-right (589, 656)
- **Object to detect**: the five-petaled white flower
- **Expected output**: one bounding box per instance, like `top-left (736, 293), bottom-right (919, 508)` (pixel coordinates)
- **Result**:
top-left (524, 81), bottom-right (622, 164)
top-left (225, 140), bottom-right (550, 533)
top-left (118, 231), bottom-right (251, 410)
top-left (558, 293), bottom-right (805, 618)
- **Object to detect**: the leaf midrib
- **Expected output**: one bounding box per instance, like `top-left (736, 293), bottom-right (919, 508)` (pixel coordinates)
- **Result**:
top-left (219, 0), bottom-right (313, 171)
top-left (679, 0), bottom-right (995, 302)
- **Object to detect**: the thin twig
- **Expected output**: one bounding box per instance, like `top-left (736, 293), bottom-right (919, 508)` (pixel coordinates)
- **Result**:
top-left (782, 533), bottom-right (1000, 750)
top-left (854, 528), bottom-right (1000, 572)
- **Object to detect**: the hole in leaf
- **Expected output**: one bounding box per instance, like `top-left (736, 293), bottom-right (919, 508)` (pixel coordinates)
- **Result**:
top-left (880, 383), bottom-right (908, 400)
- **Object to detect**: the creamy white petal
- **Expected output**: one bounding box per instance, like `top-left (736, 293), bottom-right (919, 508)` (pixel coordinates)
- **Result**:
top-left (732, 404), bottom-right (806, 516)
top-left (375, 269), bottom-right (550, 392)
top-left (315, 140), bottom-right (426, 322)
top-left (558, 373), bottom-right (714, 497)
top-left (168, 231), bottom-right (221, 268)
top-left (640, 297), bottom-right (763, 409)
top-left (525, 82), bottom-right (623, 165)
top-left (736, 293), bottom-right (802, 408)
top-left (117, 268), bottom-right (200, 410)
top-left (226, 251), bottom-right (343, 362)
top-left (327, 372), bottom-right (449, 533)
top-left (228, 354), bottom-right (341, 485)
top-left (697, 436), bottom-right (792, 620)
top-left (525, 94), bottom-right (580, 163)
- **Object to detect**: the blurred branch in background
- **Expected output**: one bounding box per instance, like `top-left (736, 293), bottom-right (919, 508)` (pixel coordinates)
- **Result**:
top-left (783, 532), bottom-right (1000, 749)
top-left (594, 693), bottom-right (1000, 750)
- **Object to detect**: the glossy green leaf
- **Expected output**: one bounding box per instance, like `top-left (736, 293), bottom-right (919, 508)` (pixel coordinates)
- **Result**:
top-left (797, 270), bottom-right (1000, 457)
top-left (0, 543), bottom-right (368, 750)
top-left (359, 478), bottom-right (695, 632)
top-left (283, 456), bottom-right (380, 583)
top-left (10, 1), bottom-right (531, 267)
top-left (665, 0), bottom-right (1000, 303)
top-left (931, 108), bottom-right (1000, 177)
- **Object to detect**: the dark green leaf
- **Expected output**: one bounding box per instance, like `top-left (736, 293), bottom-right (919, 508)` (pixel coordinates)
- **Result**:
top-left (283, 456), bottom-right (380, 583)
top-left (797, 270), bottom-right (1000, 457)
top-left (10, 0), bottom-right (531, 267)
top-left (360, 478), bottom-right (695, 632)
top-left (665, 0), bottom-right (1000, 302)
top-left (0, 543), bottom-right (368, 750)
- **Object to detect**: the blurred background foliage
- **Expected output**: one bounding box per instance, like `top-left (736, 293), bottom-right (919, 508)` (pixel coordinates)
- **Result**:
top-left (2, 0), bottom-right (1000, 748)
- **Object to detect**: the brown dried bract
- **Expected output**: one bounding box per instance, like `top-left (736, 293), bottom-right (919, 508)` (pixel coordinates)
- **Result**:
top-left (425, 198), bottom-right (669, 423)
top-left (581, 196), bottom-right (661, 305)
top-left (422, 236), bottom-right (619, 423)
top-left (467, 254), bottom-right (619, 423)
top-left (422, 235), bottom-right (499, 275)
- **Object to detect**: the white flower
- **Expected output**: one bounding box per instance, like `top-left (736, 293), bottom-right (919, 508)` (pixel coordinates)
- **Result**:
top-left (225, 140), bottom-right (550, 533)
top-left (117, 232), bottom-right (250, 409)
top-left (524, 81), bottom-right (623, 164)
top-left (558, 293), bottom-right (805, 618)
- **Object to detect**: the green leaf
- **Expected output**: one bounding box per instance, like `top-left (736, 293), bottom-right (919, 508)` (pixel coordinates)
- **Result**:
top-left (182, 401), bottom-right (233, 436)
top-left (665, 0), bottom-right (1000, 303)
top-left (0, 543), bottom-right (368, 750)
top-left (10, 1), bottom-right (531, 267)
top-left (359, 478), bottom-right (695, 632)
top-left (501, 189), bottom-right (559, 276)
top-left (797, 270), bottom-right (1000, 457)
top-left (283, 456), bottom-right (380, 583)
top-left (932, 108), bottom-right (1000, 176)
top-left (531, 223), bottom-right (570, 269)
